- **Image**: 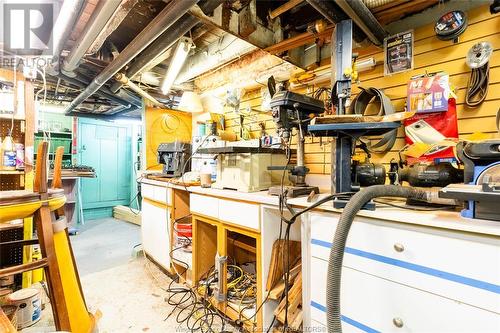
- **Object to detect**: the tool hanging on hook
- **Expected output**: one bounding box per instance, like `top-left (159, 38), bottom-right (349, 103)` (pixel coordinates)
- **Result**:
top-left (465, 41), bottom-right (492, 107)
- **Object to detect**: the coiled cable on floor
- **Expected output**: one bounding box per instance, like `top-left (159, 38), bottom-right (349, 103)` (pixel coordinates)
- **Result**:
top-left (326, 185), bottom-right (430, 333)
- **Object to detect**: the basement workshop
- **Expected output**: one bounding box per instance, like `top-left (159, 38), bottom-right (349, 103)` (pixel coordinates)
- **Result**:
top-left (0, 0), bottom-right (499, 332)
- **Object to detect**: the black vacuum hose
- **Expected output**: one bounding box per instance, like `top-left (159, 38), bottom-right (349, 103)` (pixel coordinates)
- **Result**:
top-left (326, 185), bottom-right (429, 333)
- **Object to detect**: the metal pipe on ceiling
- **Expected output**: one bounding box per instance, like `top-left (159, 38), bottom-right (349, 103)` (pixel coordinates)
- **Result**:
top-left (109, 13), bottom-right (199, 93)
top-left (69, 109), bottom-right (139, 120)
top-left (58, 73), bottom-right (134, 109)
top-left (115, 73), bottom-right (165, 108)
top-left (64, 0), bottom-right (200, 115)
top-left (61, 0), bottom-right (124, 77)
top-left (71, 72), bottom-right (143, 107)
top-left (334, 0), bottom-right (387, 45)
top-left (45, 0), bottom-right (86, 73)
top-left (109, 0), bottom-right (224, 93)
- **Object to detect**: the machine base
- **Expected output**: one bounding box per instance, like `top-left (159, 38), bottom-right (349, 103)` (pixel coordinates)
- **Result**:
top-left (333, 196), bottom-right (376, 210)
top-left (268, 185), bottom-right (319, 198)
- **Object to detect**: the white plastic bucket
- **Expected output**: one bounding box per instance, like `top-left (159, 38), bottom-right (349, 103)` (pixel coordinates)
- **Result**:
top-left (7, 288), bottom-right (41, 329)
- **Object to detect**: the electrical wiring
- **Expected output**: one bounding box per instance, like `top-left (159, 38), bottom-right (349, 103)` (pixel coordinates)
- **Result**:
top-left (312, 86), bottom-right (332, 114)
top-left (270, 137), bottom-right (292, 332)
top-left (180, 134), bottom-right (211, 191)
top-left (161, 211), bottom-right (237, 333)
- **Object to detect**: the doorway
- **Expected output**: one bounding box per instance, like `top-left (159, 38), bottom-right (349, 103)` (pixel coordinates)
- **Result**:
top-left (78, 118), bottom-right (133, 220)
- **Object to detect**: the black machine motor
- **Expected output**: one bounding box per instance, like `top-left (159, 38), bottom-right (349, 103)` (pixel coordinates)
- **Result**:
top-left (352, 162), bottom-right (386, 189)
top-left (157, 141), bottom-right (191, 177)
top-left (398, 162), bottom-right (464, 187)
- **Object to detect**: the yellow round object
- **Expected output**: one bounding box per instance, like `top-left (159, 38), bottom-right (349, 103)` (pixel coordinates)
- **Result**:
top-left (0, 196), bottom-right (66, 223)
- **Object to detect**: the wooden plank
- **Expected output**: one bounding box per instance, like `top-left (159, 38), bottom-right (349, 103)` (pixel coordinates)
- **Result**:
top-left (376, 0), bottom-right (439, 24)
top-left (0, 258), bottom-right (48, 277)
top-left (269, 0), bottom-right (303, 19)
top-left (266, 240), bottom-right (301, 291)
top-left (372, 0), bottom-right (411, 14)
top-left (265, 26), bottom-right (334, 55)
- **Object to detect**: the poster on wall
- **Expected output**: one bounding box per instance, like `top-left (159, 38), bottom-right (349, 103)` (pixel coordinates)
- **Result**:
top-left (384, 30), bottom-right (414, 75)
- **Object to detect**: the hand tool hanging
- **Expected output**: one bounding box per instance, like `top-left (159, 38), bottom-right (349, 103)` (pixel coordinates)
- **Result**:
top-left (465, 41), bottom-right (492, 107)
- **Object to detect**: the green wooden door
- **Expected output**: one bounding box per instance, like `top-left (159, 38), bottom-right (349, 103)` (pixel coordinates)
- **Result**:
top-left (78, 118), bottom-right (132, 220)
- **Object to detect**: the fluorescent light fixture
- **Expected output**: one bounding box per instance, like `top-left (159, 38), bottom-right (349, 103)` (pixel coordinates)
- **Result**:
top-left (178, 91), bottom-right (204, 113)
top-left (161, 37), bottom-right (193, 95)
top-left (355, 57), bottom-right (376, 72)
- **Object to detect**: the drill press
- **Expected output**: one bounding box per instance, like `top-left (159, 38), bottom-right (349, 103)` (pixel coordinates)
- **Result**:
top-left (268, 89), bottom-right (324, 197)
top-left (308, 19), bottom-right (401, 209)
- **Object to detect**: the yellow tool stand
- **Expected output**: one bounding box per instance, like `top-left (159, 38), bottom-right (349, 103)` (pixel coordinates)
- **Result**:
top-left (0, 143), bottom-right (96, 332)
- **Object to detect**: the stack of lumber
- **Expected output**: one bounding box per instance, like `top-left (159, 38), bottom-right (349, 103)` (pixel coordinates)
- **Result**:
top-left (113, 205), bottom-right (141, 225)
top-left (274, 270), bottom-right (302, 331)
top-left (266, 239), bottom-right (303, 332)
top-left (268, 262), bottom-right (301, 301)
top-left (266, 239), bottom-right (301, 291)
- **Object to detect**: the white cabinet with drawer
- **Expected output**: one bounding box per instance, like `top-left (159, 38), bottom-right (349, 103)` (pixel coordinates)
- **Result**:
top-left (190, 193), bottom-right (219, 219)
top-left (218, 199), bottom-right (260, 230)
top-left (303, 211), bottom-right (500, 332)
top-left (141, 199), bottom-right (171, 270)
top-left (310, 257), bottom-right (500, 333)
top-left (142, 182), bottom-right (171, 205)
top-left (190, 193), bottom-right (260, 230)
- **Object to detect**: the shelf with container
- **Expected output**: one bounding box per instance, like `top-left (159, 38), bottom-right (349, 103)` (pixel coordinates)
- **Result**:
top-left (0, 67), bottom-right (36, 288)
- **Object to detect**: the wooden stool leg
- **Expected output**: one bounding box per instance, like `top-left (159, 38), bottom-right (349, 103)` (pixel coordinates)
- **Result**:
top-left (35, 204), bottom-right (70, 330)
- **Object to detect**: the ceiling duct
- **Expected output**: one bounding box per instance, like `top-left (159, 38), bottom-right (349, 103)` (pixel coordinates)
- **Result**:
top-left (334, 0), bottom-right (387, 45)
top-left (64, 0), bottom-right (199, 115)
top-left (61, 0), bottom-right (124, 77)
top-left (109, 13), bottom-right (199, 93)
top-left (109, 0), bottom-right (224, 94)
top-left (45, 0), bottom-right (86, 73)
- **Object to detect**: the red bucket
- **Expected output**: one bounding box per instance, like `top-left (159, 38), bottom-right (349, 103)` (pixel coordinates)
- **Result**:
top-left (175, 222), bottom-right (192, 252)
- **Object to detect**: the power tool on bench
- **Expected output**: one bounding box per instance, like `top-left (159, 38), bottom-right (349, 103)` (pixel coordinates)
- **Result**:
top-left (267, 89), bottom-right (324, 197)
top-left (157, 141), bottom-right (191, 177)
top-left (439, 140), bottom-right (500, 221)
top-left (307, 19), bottom-right (401, 209)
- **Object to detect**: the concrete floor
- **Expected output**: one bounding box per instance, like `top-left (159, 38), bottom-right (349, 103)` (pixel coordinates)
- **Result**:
top-left (25, 218), bottom-right (195, 333)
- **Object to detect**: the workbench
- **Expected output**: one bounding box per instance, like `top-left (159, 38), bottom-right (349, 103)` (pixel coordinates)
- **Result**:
top-left (140, 178), bottom-right (500, 332)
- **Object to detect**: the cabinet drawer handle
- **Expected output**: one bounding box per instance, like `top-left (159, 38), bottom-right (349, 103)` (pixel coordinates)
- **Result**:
top-left (393, 317), bottom-right (404, 328)
top-left (393, 243), bottom-right (405, 252)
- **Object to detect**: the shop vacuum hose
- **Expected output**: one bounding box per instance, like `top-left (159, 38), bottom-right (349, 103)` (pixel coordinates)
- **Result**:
top-left (326, 185), bottom-right (429, 333)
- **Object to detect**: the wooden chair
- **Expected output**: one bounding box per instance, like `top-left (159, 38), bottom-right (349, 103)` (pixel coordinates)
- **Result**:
top-left (0, 142), bottom-right (95, 332)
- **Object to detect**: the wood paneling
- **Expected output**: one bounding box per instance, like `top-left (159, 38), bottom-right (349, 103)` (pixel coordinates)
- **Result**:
top-left (224, 5), bottom-right (499, 174)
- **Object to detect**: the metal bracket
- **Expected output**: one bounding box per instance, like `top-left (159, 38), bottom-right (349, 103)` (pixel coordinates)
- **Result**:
top-left (214, 254), bottom-right (228, 302)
